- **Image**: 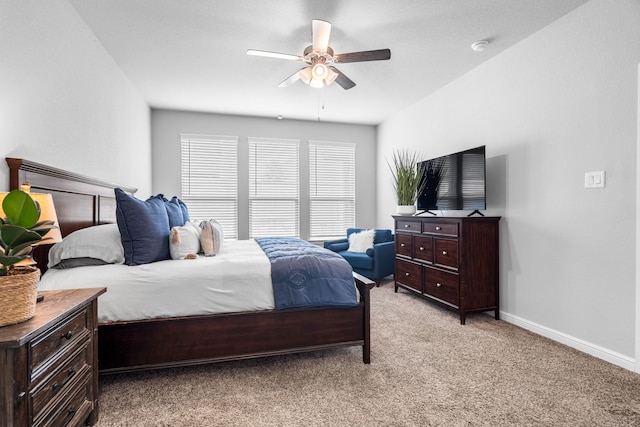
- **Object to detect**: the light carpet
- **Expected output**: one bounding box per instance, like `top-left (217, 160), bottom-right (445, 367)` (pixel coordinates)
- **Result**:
top-left (95, 279), bottom-right (640, 426)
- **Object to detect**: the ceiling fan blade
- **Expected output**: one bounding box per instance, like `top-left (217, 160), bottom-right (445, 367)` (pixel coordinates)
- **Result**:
top-left (312, 19), bottom-right (332, 54)
top-left (247, 49), bottom-right (304, 61)
top-left (334, 49), bottom-right (391, 63)
top-left (329, 66), bottom-right (356, 90)
top-left (278, 68), bottom-right (307, 87)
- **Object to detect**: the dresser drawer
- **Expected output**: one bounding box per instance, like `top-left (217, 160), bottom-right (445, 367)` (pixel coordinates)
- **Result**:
top-left (395, 259), bottom-right (423, 292)
top-left (422, 221), bottom-right (458, 237)
top-left (395, 233), bottom-right (413, 257)
top-left (424, 267), bottom-right (459, 306)
top-left (30, 308), bottom-right (90, 381)
top-left (396, 219), bottom-right (422, 233)
top-left (434, 239), bottom-right (459, 270)
top-left (31, 343), bottom-right (92, 421)
top-left (413, 235), bottom-right (433, 263)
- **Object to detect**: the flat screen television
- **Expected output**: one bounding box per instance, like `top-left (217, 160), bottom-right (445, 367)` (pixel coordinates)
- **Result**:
top-left (417, 145), bottom-right (486, 214)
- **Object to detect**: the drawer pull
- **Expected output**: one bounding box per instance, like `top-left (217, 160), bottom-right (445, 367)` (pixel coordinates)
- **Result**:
top-left (62, 331), bottom-right (73, 340)
top-left (436, 282), bottom-right (442, 288)
top-left (435, 226), bottom-right (441, 230)
top-left (405, 272), bottom-right (410, 276)
top-left (52, 368), bottom-right (76, 392)
top-left (404, 224), bottom-right (410, 228)
top-left (442, 251), bottom-right (448, 255)
top-left (400, 243), bottom-right (405, 247)
top-left (419, 247), bottom-right (424, 251)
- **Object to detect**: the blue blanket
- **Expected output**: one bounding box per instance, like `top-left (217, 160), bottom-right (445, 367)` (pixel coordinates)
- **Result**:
top-left (255, 237), bottom-right (358, 310)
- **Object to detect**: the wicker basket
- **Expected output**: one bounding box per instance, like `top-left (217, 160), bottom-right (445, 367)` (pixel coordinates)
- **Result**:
top-left (0, 268), bottom-right (41, 327)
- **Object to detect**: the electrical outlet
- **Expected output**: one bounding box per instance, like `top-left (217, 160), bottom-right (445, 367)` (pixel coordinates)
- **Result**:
top-left (585, 171), bottom-right (605, 189)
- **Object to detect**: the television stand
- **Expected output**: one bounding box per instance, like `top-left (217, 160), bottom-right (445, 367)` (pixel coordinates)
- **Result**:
top-left (467, 210), bottom-right (485, 217)
top-left (415, 210), bottom-right (437, 216)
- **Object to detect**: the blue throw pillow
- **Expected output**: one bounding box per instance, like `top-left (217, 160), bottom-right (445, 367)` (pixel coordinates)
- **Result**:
top-left (171, 196), bottom-right (190, 222)
top-left (115, 188), bottom-right (171, 265)
top-left (148, 194), bottom-right (184, 228)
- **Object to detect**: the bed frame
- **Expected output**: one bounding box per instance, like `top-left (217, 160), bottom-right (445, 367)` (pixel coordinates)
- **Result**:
top-left (7, 158), bottom-right (374, 374)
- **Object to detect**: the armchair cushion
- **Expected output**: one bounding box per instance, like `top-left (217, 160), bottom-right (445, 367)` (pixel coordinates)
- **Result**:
top-left (341, 251), bottom-right (374, 270)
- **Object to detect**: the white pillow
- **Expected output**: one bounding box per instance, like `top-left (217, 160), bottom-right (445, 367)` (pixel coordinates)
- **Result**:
top-left (48, 224), bottom-right (125, 268)
top-left (348, 229), bottom-right (375, 253)
top-left (196, 219), bottom-right (224, 256)
top-left (169, 222), bottom-right (201, 260)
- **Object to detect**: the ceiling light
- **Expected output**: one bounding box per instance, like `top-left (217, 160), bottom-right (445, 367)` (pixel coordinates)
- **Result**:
top-left (471, 40), bottom-right (489, 52)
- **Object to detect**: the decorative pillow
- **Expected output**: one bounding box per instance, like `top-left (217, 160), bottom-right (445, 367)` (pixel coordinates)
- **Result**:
top-left (348, 229), bottom-right (375, 253)
top-left (48, 224), bottom-right (125, 268)
top-left (169, 222), bottom-right (201, 260)
top-left (172, 196), bottom-right (190, 222)
top-left (148, 194), bottom-right (184, 228)
top-left (198, 219), bottom-right (224, 256)
top-left (115, 188), bottom-right (171, 265)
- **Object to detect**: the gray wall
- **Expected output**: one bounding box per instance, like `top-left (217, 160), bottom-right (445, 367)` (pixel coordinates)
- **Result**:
top-left (377, 0), bottom-right (640, 370)
top-left (0, 0), bottom-right (151, 195)
top-left (151, 110), bottom-right (377, 239)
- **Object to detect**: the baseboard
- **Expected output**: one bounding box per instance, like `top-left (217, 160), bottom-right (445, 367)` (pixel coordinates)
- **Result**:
top-left (499, 311), bottom-right (636, 372)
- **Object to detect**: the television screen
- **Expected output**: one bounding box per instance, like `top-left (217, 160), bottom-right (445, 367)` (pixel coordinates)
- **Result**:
top-left (417, 145), bottom-right (486, 212)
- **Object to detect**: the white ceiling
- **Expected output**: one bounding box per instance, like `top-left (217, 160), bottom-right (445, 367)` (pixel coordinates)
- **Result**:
top-left (68, 0), bottom-right (588, 125)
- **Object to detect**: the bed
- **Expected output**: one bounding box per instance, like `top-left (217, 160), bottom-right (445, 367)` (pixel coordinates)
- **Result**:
top-left (6, 158), bottom-right (374, 374)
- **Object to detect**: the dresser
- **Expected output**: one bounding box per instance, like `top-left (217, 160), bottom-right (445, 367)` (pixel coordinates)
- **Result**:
top-left (0, 287), bottom-right (106, 427)
top-left (394, 215), bottom-right (500, 324)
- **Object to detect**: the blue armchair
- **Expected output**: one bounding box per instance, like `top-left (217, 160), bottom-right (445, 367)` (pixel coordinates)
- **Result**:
top-left (324, 228), bottom-right (395, 287)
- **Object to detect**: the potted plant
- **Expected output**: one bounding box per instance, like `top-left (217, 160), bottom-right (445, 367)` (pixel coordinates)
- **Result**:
top-left (387, 149), bottom-right (427, 215)
top-left (0, 190), bottom-right (57, 327)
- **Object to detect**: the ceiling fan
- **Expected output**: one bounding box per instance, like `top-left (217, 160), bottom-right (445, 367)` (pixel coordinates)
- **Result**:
top-left (247, 19), bottom-right (391, 90)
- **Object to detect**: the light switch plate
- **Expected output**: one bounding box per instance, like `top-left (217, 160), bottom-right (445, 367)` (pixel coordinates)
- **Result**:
top-left (585, 171), bottom-right (605, 189)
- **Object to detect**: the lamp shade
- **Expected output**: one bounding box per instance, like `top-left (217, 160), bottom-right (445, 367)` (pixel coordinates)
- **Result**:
top-left (0, 191), bottom-right (62, 244)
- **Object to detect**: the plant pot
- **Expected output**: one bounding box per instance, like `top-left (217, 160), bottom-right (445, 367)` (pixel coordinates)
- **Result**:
top-left (396, 205), bottom-right (416, 216)
top-left (0, 267), bottom-right (40, 327)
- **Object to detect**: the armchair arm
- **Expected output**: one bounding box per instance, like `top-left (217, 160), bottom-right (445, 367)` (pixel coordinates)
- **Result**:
top-left (369, 240), bottom-right (395, 278)
top-left (324, 238), bottom-right (349, 252)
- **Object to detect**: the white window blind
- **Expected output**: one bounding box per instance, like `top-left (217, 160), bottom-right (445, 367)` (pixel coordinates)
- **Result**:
top-left (248, 138), bottom-right (299, 238)
top-left (309, 141), bottom-right (355, 240)
top-left (181, 134), bottom-right (238, 239)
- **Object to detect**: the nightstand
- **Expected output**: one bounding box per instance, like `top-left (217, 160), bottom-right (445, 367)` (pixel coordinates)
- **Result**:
top-left (0, 287), bottom-right (106, 426)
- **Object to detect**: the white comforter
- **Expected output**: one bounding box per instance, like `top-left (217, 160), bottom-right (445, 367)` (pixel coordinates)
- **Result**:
top-left (38, 239), bottom-right (275, 323)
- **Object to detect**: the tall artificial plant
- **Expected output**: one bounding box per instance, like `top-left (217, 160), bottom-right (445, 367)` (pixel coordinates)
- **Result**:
top-left (388, 149), bottom-right (427, 206)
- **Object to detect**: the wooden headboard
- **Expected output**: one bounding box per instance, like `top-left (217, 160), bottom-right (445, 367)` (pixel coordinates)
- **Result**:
top-left (6, 158), bottom-right (137, 272)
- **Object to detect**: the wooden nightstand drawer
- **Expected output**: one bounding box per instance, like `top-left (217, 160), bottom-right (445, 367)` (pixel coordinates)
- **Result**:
top-left (31, 343), bottom-right (92, 421)
top-left (395, 233), bottom-right (413, 257)
top-left (40, 372), bottom-right (93, 427)
top-left (422, 221), bottom-right (458, 237)
top-left (30, 309), bottom-right (90, 381)
top-left (424, 267), bottom-right (459, 306)
top-left (395, 259), bottom-right (422, 292)
top-left (413, 235), bottom-right (433, 263)
top-left (434, 239), bottom-right (458, 270)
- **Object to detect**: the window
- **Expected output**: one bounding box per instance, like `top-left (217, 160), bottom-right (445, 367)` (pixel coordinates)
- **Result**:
top-left (248, 138), bottom-right (299, 238)
top-left (309, 141), bottom-right (355, 240)
top-left (180, 134), bottom-right (238, 239)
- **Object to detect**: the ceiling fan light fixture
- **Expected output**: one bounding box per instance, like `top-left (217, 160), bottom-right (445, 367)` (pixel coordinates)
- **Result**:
top-left (312, 63), bottom-right (328, 80)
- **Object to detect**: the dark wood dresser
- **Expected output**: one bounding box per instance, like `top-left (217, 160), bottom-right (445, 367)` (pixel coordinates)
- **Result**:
top-left (0, 287), bottom-right (105, 427)
top-left (394, 215), bottom-right (500, 324)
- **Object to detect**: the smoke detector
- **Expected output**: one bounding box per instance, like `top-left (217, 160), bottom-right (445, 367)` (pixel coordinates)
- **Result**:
top-left (471, 40), bottom-right (489, 52)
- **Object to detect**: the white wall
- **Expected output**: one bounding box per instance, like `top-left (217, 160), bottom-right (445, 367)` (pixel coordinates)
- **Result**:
top-left (377, 0), bottom-right (640, 370)
top-left (151, 110), bottom-right (377, 239)
top-left (0, 0), bottom-right (151, 196)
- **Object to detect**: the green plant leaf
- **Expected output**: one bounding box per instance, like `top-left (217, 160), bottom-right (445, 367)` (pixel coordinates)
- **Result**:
top-left (0, 255), bottom-right (25, 267)
top-left (0, 225), bottom-right (42, 253)
top-left (2, 190), bottom-right (40, 228)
